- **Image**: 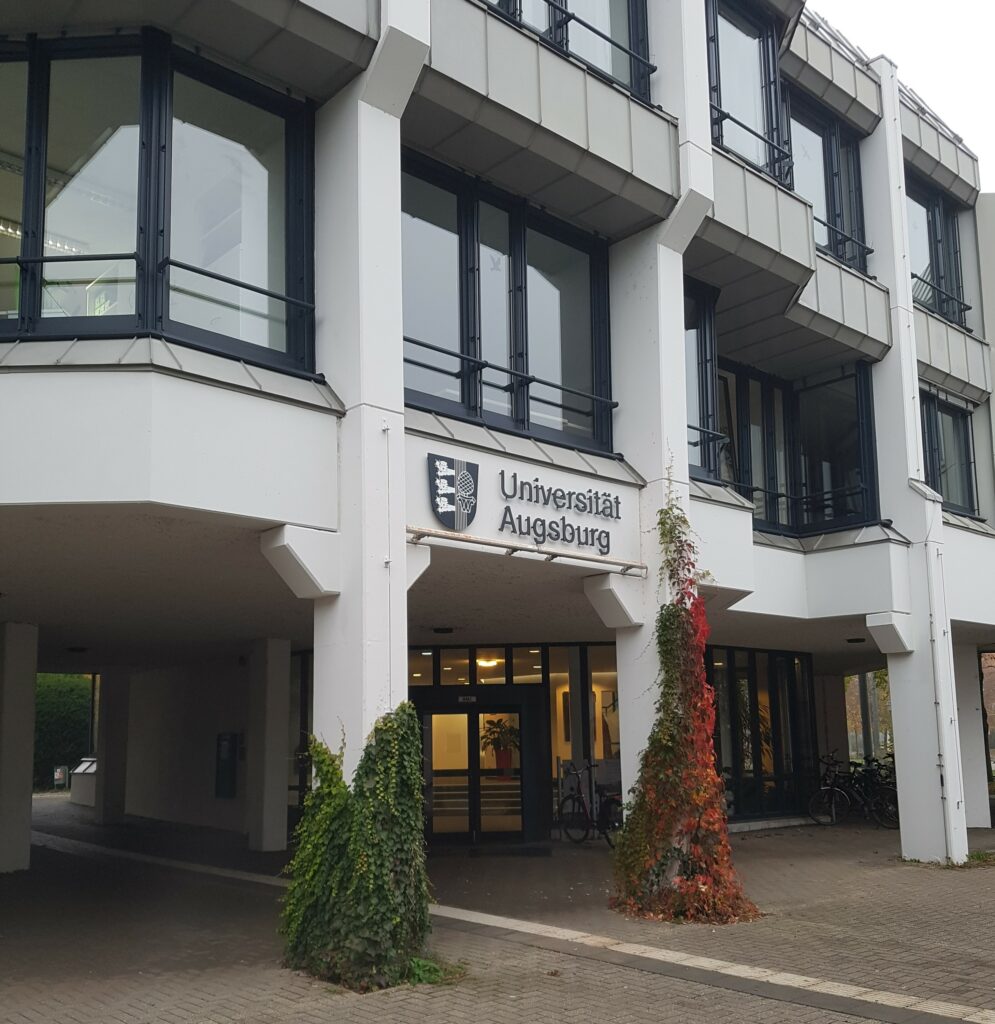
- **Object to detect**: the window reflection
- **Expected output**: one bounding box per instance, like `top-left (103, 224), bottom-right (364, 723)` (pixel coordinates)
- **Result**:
top-left (512, 647), bottom-right (542, 685)
top-left (476, 647), bottom-right (507, 685)
top-left (479, 203), bottom-right (513, 418)
top-left (42, 57), bottom-right (140, 319)
top-left (408, 649), bottom-right (433, 687)
top-left (937, 405), bottom-right (973, 511)
top-left (526, 228), bottom-right (594, 439)
top-left (169, 73), bottom-right (287, 350)
top-left (790, 117), bottom-right (829, 247)
top-left (717, 4), bottom-right (766, 168)
top-left (402, 173), bottom-right (461, 402)
top-left (686, 293), bottom-right (702, 468)
top-left (0, 63), bottom-right (27, 320)
top-left (440, 648), bottom-right (470, 686)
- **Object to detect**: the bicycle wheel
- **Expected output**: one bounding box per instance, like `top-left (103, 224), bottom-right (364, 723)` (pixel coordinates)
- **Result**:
top-left (808, 787), bottom-right (850, 825)
top-left (598, 797), bottom-right (624, 848)
top-left (871, 786), bottom-right (900, 829)
top-left (559, 794), bottom-right (590, 843)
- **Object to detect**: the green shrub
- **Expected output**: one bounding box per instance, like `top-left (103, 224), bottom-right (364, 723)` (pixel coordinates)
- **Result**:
top-left (282, 701), bottom-right (431, 990)
top-left (34, 674), bottom-right (92, 790)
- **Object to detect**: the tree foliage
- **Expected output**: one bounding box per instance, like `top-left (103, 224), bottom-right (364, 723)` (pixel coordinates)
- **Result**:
top-left (612, 499), bottom-right (759, 923)
top-left (282, 701), bottom-right (430, 989)
top-left (34, 674), bottom-right (92, 790)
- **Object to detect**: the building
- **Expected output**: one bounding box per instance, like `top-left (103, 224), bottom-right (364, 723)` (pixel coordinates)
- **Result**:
top-left (0, 0), bottom-right (992, 875)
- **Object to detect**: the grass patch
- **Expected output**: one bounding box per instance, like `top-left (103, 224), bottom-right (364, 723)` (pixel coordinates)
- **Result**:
top-left (966, 850), bottom-right (995, 866)
top-left (406, 956), bottom-right (466, 986)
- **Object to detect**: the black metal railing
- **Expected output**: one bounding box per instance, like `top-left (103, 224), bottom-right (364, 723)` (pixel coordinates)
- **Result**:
top-left (710, 103), bottom-right (793, 185)
top-left (813, 216), bottom-right (873, 275)
top-left (911, 271), bottom-right (971, 330)
top-left (485, 0), bottom-right (656, 103)
top-left (406, 335), bottom-right (616, 446)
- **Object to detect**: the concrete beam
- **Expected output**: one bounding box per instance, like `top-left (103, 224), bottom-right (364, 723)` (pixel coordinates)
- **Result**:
top-left (584, 573), bottom-right (645, 629)
top-left (866, 611), bottom-right (915, 654)
top-left (261, 525), bottom-right (342, 599)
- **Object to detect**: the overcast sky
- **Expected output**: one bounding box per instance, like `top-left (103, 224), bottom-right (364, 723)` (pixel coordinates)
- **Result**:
top-left (807, 0), bottom-right (989, 189)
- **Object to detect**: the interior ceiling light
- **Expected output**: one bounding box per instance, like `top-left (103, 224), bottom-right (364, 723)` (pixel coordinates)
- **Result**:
top-left (477, 658), bottom-right (499, 667)
top-left (421, 650), bottom-right (432, 656)
top-left (529, 649), bottom-right (540, 654)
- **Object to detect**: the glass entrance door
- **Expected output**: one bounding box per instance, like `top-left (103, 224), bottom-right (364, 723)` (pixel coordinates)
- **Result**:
top-left (422, 710), bottom-right (523, 841)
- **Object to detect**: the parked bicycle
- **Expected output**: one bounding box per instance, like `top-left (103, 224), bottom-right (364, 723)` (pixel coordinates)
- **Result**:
top-left (558, 761), bottom-right (624, 847)
top-left (808, 752), bottom-right (899, 829)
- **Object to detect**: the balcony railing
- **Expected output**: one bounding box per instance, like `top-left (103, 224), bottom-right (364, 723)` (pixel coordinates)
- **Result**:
top-left (484, 0), bottom-right (655, 103)
top-left (911, 271), bottom-right (971, 330)
top-left (405, 335), bottom-right (616, 451)
top-left (813, 217), bottom-right (873, 276)
top-left (710, 103), bottom-right (793, 186)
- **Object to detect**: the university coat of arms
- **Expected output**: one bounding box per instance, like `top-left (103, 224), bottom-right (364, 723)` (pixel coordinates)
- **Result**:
top-left (428, 453), bottom-right (478, 531)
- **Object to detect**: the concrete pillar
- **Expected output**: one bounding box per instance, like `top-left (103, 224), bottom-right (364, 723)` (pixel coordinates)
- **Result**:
top-left (310, 3), bottom-right (429, 781)
top-left (0, 622), bottom-right (39, 873)
top-left (953, 644), bottom-right (992, 829)
top-left (94, 671), bottom-right (130, 826)
top-left (246, 639), bottom-right (292, 851)
top-left (859, 55), bottom-right (968, 864)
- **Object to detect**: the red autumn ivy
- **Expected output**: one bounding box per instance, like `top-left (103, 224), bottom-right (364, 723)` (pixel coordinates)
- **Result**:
top-left (612, 498), bottom-right (759, 924)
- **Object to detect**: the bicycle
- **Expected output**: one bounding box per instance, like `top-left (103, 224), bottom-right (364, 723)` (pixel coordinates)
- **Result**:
top-left (808, 753), bottom-right (899, 829)
top-left (558, 761), bottom-right (623, 847)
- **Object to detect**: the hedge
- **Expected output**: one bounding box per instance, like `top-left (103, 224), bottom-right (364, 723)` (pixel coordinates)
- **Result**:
top-left (34, 674), bottom-right (92, 790)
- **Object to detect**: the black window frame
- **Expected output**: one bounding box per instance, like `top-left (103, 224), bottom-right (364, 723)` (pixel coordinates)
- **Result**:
top-left (0, 29), bottom-right (316, 377)
top-left (785, 87), bottom-right (870, 274)
top-left (685, 280), bottom-right (879, 535)
top-left (906, 172), bottom-right (969, 330)
top-left (705, 0), bottom-right (792, 186)
top-left (487, 1), bottom-right (654, 104)
top-left (402, 151), bottom-right (613, 455)
top-left (920, 388), bottom-right (978, 516)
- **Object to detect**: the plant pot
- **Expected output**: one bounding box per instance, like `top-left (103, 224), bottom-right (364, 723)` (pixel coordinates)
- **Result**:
top-left (495, 748), bottom-right (513, 773)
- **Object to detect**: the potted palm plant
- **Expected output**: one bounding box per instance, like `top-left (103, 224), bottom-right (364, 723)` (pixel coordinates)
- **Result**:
top-left (480, 718), bottom-right (520, 774)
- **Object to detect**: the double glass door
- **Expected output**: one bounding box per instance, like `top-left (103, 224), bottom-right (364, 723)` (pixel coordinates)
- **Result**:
top-left (423, 710), bottom-right (523, 842)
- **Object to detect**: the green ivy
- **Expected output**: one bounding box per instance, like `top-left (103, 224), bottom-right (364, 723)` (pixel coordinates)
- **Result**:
top-left (282, 701), bottom-right (431, 990)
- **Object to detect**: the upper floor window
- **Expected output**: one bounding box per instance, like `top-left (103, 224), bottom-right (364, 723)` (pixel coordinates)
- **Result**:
top-left (0, 33), bottom-right (314, 373)
top-left (787, 90), bottom-right (870, 274)
top-left (906, 174), bottom-right (969, 329)
top-left (921, 390), bottom-right (977, 515)
top-left (487, 1), bottom-right (653, 102)
top-left (685, 282), bottom-right (878, 534)
top-left (402, 154), bottom-right (612, 452)
top-left (706, 0), bottom-right (791, 185)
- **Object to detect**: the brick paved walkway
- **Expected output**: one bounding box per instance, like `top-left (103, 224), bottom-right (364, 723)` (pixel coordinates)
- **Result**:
top-left (6, 797), bottom-right (994, 1024)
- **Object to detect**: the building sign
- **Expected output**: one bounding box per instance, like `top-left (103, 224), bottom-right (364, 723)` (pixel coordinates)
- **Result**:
top-left (408, 435), bottom-right (640, 564)
top-left (428, 454), bottom-right (478, 530)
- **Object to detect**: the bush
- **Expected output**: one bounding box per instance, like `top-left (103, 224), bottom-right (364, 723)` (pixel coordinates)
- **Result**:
top-left (34, 674), bottom-right (92, 790)
top-left (282, 701), bottom-right (430, 990)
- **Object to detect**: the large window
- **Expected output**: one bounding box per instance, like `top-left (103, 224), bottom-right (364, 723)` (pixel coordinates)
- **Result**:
top-left (787, 90), bottom-right (869, 273)
top-left (921, 389), bottom-right (977, 515)
top-left (488, 1), bottom-right (653, 102)
top-left (906, 173), bottom-right (968, 328)
top-left (685, 283), bottom-right (877, 534)
top-left (402, 155), bottom-right (612, 451)
top-left (0, 34), bottom-right (313, 373)
top-left (706, 0), bottom-right (790, 184)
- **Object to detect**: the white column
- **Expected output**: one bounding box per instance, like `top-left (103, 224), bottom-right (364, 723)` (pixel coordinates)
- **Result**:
top-left (245, 639), bottom-right (292, 851)
top-left (0, 622), bottom-right (38, 873)
top-left (953, 643), bottom-right (992, 829)
top-left (310, 4), bottom-right (429, 781)
top-left (94, 670), bottom-right (130, 826)
top-left (859, 56), bottom-right (969, 864)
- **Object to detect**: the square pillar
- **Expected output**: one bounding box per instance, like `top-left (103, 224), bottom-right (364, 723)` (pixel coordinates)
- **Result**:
top-left (94, 671), bottom-right (131, 826)
top-left (953, 643), bottom-right (992, 829)
top-left (246, 639), bottom-right (292, 851)
top-left (0, 622), bottom-right (39, 873)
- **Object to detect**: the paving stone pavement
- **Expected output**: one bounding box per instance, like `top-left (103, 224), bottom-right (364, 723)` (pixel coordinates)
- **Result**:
top-left (1, 847), bottom-right (883, 1024)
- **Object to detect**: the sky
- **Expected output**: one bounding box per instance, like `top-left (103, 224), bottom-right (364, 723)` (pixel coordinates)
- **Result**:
top-left (807, 0), bottom-right (990, 188)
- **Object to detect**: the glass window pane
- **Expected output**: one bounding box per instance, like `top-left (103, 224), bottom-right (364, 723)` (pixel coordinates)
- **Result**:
top-left (798, 375), bottom-right (863, 527)
top-left (475, 647), bottom-right (507, 685)
top-left (402, 173), bottom-right (461, 402)
top-left (685, 293), bottom-right (702, 467)
top-left (717, 4), bottom-right (766, 168)
top-left (426, 713), bottom-right (469, 835)
top-left (526, 227), bottom-right (594, 439)
top-left (569, 0), bottom-right (632, 87)
top-left (479, 712), bottom-right (522, 833)
top-left (43, 56), bottom-right (140, 319)
top-left (907, 193), bottom-right (935, 308)
top-left (790, 117), bottom-right (828, 246)
top-left (749, 378), bottom-right (765, 517)
top-left (712, 649), bottom-right (734, 775)
top-left (0, 62), bottom-right (27, 320)
top-left (938, 406), bottom-right (973, 510)
top-left (734, 650), bottom-right (754, 775)
top-left (169, 73), bottom-right (287, 350)
top-left (512, 647), bottom-right (543, 685)
top-left (548, 646), bottom-right (582, 777)
top-left (773, 388), bottom-right (789, 525)
top-left (588, 646), bottom-right (619, 765)
top-left (480, 203), bottom-right (512, 418)
top-left (717, 369), bottom-right (739, 484)
top-left (440, 647), bottom-right (470, 686)
top-left (521, 0), bottom-right (550, 33)
top-left (408, 648), bottom-right (433, 687)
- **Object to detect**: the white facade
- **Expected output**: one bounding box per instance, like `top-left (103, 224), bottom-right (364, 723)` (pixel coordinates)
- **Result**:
top-left (1, 0), bottom-right (993, 874)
